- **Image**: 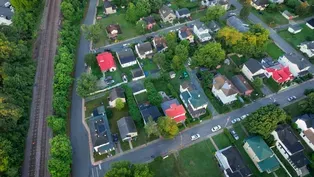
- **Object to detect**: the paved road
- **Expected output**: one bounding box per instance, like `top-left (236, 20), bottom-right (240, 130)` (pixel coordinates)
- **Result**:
top-left (91, 79), bottom-right (314, 177)
top-left (70, 0), bottom-right (97, 176)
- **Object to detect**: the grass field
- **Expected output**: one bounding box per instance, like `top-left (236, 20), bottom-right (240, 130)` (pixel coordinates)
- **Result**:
top-left (141, 59), bottom-right (158, 72)
top-left (149, 139), bottom-right (223, 177)
top-left (212, 133), bottom-right (232, 149)
top-left (266, 42), bottom-right (284, 59)
top-left (94, 12), bottom-right (140, 48)
top-left (278, 24), bottom-right (314, 49)
top-left (251, 9), bottom-right (289, 27)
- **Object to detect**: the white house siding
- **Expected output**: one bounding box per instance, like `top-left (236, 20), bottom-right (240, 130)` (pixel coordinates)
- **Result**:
top-left (212, 87), bottom-right (237, 104)
top-left (306, 23), bottom-right (314, 30)
top-left (288, 27), bottom-right (301, 34)
top-left (109, 98), bottom-right (126, 107)
top-left (278, 56), bottom-right (301, 77)
top-left (120, 60), bottom-right (137, 68)
top-left (299, 45), bottom-right (314, 58)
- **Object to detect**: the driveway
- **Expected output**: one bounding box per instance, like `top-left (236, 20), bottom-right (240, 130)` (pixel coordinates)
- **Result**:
top-left (90, 79), bottom-right (314, 177)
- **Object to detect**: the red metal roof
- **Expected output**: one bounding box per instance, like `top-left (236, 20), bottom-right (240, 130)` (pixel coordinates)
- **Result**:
top-left (265, 65), bottom-right (293, 83)
top-left (96, 52), bottom-right (116, 72)
top-left (165, 104), bottom-right (186, 123)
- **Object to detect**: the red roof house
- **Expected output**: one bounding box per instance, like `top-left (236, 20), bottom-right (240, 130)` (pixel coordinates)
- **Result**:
top-left (265, 65), bottom-right (293, 83)
top-left (96, 52), bottom-right (117, 72)
top-left (165, 103), bottom-right (186, 123)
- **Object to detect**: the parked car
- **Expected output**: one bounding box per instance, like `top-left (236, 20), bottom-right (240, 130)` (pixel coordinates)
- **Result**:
top-left (241, 114), bottom-right (249, 120)
top-left (228, 12), bottom-right (236, 17)
top-left (112, 133), bottom-right (119, 143)
top-left (231, 119), bottom-right (237, 124)
top-left (105, 76), bottom-right (113, 81)
top-left (191, 134), bottom-right (200, 141)
top-left (287, 96), bottom-right (297, 102)
top-left (211, 125), bottom-right (221, 132)
top-left (230, 129), bottom-right (239, 140)
top-left (106, 80), bottom-right (115, 85)
top-left (196, 72), bottom-right (202, 81)
top-left (235, 118), bottom-right (241, 122)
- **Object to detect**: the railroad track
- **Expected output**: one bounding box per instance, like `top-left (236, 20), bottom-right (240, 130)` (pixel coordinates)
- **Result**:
top-left (22, 0), bottom-right (60, 176)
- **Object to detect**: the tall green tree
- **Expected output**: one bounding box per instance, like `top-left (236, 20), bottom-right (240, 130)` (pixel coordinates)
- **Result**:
top-left (149, 0), bottom-right (163, 12)
top-left (172, 55), bottom-right (184, 71)
top-left (115, 98), bottom-right (125, 110)
top-left (136, 0), bottom-right (151, 17)
top-left (299, 93), bottom-right (314, 114)
top-left (244, 105), bottom-right (288, 138)
top-left (145, 116), bottom-right (160, 138)
top-left (204, 5), bottom-right (226, 21)
top-left (157, 116), bottom-right (179, 139)
top-left (165, 32), bottom-right (178, 51)
top-left (126, 3), bottom-right (138, 23)
top-left (253, 77), bottom-right (263, 88)
top-left (81, 24), bottom-right (102, 42)
top-left (76, 73), bottom-right (97, 98)
top-left (192, 42), bottom-right (226, 69)
top-left (47, 116), bottom-right (66, 134)
top-left (105, 161), bottom-right (154, 177)
top-left (175, 44), bottom-right (189, 62)
top-left (144, 80), bottom-right (163, 106)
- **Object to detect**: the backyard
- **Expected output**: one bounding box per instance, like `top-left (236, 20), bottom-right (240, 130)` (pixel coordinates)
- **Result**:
top-left (278, 24), bottom-right (314, 49)
top-left (149, 139), bottom-right (223, 177)
top-left (251, 9), bottom-right (289, 27)
top-left (266, 41), bottom-right (284, 59)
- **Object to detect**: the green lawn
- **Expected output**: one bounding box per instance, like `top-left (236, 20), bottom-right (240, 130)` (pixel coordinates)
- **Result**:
top-left (105, 70), bottom-right (123, 83)
top-left (283, 100), bottom-right (303, 117)
top-left (191, 9), bottom-right (206, 20)
top-left (278, 24), bottom-right (314, 49)
top-left (149, 139), bottom-right (223, 177)
top-left (94, 12), bottom-right (140, 48)
top-left (141, 59), bottom-right (158, 72)
top-left (212, 133), bottom-right (232, 149)
top-left (251, 9), bottom-right (289, 27)
top-left (134, 92), bottom-right (148, 105)
top-left (230, 55), bottom-right (248, 67)
top-left (107, 106), bottom-right (129, 134)
top-left (217, 62), bottom-right (239, 79)
top-left (84, 93), bottom-right (109, 117)
top-left (264, 78), bottom-right (281, 93)
top-left (266, 42), bottom-right (284, 60)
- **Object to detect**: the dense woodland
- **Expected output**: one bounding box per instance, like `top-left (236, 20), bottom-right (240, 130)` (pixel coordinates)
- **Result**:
top-left (0, 0), bottom-right (87, 176)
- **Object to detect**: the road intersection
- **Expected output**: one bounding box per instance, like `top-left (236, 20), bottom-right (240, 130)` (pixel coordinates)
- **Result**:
top-left (70, 0), bottom-right (314, 176)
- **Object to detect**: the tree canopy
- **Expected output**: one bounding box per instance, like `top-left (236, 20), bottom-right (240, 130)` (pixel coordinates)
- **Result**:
top-left (299, 93), bottom-right (314, 114)
top-left (244, 105), bottom-right (288, 138)
top-left (157, 116), bottom-right (179, 139)
top-left (145, 117), bottom-right (160, 138)
top-left (144, 80), bottom-right (163, 106)
top-left (105, 161), bottom-right (154, 177)
top-left (76, 73), bottom-right (98, 98)
top-left (192, 42), bottom-right (226, 68)
top-left (203, 5), bottom-right (226, 21)
top-left (115, 98), bottom-right (125, 110)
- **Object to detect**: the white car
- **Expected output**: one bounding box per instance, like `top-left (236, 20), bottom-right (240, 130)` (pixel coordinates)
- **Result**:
top-left (231, 119), bottom-right (237, 124)
top-left (287, 96), bottom-right (297, 102)
top-left (211, 125), bottom-right (221, 132)
top-left (191, 134), bottom-right (200, 141)
top-left (236, 118), bottom-right (241, 122)
top-left (241, 114), bottom-right (249, 120)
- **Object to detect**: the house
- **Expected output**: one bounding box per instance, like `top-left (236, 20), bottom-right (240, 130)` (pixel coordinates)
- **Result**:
top-left (152, 36), bottom-right (168, 53)
top-left (288, 24), bottom-right (302, 34)
top-left (282, 10), bottom-right (298, 20)
top-left (104, 1), bottom-right (116, 15)
top-left (212, 74), bottom-right (239, 104)
top-left (117, 117), bottom-right (138, 141)
top-left (169, 71), bottom-right (176, 79)
top-left (251, 0), bottom-right (269, 10)
top-left (208, 20), bottom-right (220, 33)
top-left (0, 1), bottom-right (13, 25)
top-left (215, 146), bottom-right (252, 177)
top-left (90, 106), bottom-right (115, 154)
top-left (261, 57), bottom-right (293, 84)
top-left (131, 82), bottom-right (147, 95)
top-left (179, 81), bottom-right (208, 118)
top-left (242, 58), bottom-right (266, 81)
top-left (227, 16), bottom-right (249, 32)
top-left (218, 0), bottom-right (230, 10)
top-left (201, 0), bottom-right (218, 7)
top-left (243, 136), bottom-right (280, 173)
top-left (269, 0), bottom-right (284, 4)
top-left (140, 105), bottom-right (162, 124)
top-left (271, 124), bottom-right (310, 176)
top-left (193, 22), bottom-right (212, 42)
top-left (161, 99), bottom-right (186, 123)
top-left (231, 75), bottom-right (254, 96)
top-left (178, 26), bottom-right (194, 43)
top-left (106, 24), bottom-right (121, 39)
top-left (278, 53), bottom-right (310, 77)
top-left (298, 41), bottom-right (314, 58)
top-left (159, 5), bottom-right (176, 23)
top-left (116, 48), bottom-right (137, 68)
top-left (175, 8), bottom-right (191, 19)
top-left (96, 52), bottom-right (116, 73)
top-left (135, 42), bottom-right (154, 59)
top-left (131, 67), bottom-right (145, 81)
top-left (306, 18), bottom-right (314, 30)
top-left (108, 87), bottom-right (125, 107)
top-left (294, 114), bottom-right (314, 151)
top-left (141, 16), bottom-right (156, 29)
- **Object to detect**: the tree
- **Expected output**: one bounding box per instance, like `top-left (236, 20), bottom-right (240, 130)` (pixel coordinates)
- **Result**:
top-left (105, 161), bottom-right (154, 177)
top-left (157, 116), bottom-right (179, 139)
top-left (124, 86), bottom-right (142, 124)
top-left (144, 80), bottom-right (163, 106)
top-left (204, 5), bottom-right (226, 21)
top-left (286, 0), bottom-right (299, 8)
top-left (47, 116), bottom-right (66, 134)
top-left (144, 117), bottom-right (160, 138)
top-left (295, 2), bottom-right (309, 16)
top-left (192, 42), bottom-right (226, 69)
top-left (50, 135), bottom-right (72, 162)
top-left (153, 53), bottom-right (168, 70)
top-left (149, 0), bottom-right (162, 12)
top-left (253, 77), bottom-right (263, 88)
top-left (217, 27), bottom-right (243, 46)
top-left (81, 23), bottom-right (102, 42)
top-left (115, 98), bottom-right (125, 110)
top-left (240, 5), bottom-right (251, 20)
top-left (84, 53), bottom-right (96, 66)
top-left (112, 0), bottom-right (128, 7)
top-left (175, 44), bottom-right (189, 62)
top-left (133, 164), bottom-right (154, 177)
top-left (172, 55), bottom-right (184, 71)
top-left (76, 73), bottom-right (97, 98)
top-left (48, 158), bottom-right (71, 177)
top-left (165, 32), bottom-right (178, 51)
top-left (244, 105), bottom-right (288, 138)
top-left (136, 20), bottom-right (147, 34)
top-left (267, 3), bottom-right (279, 12)
top-left (299, 93), bottom-right (314, 114)
top-left (126, 3), bottom-right (138, 23)
top-left (136, 0), bottom-right (152, 17)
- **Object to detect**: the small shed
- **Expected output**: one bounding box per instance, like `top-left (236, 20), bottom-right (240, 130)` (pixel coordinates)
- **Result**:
top-left (288, 24), bottom-right (302, 34)
top-left (169, 71), bottom-right (176, 79)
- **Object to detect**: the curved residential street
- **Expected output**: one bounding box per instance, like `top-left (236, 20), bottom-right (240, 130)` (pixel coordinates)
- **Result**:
top-left (70, 0), bottom-right (314, 176)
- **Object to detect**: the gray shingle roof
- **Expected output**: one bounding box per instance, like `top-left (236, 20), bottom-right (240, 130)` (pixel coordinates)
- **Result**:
top-left (117, 48), bottom-right (136, 64)
top-left (136, 42), bottom-right (153, 55)
top-left (109, 87), bottom-right (125, 101)
top-left (289, 24), bottom-right (302, 31)
top-left (159, 5), bottom-right (174, 19)
top-left (208, 20), bottom-right (220, 33)
top-left (176, 8), bottom-right (190, 16)
top-left (117, 117), bottom-right (137, 140)
top-left (284, 53), bottom-right (308, 70)
top-left (244, 58), bottom-right (264, 74)
top-left (227, 16), bottom-right (249, 32)
top-left (231, 75), bottom-right (253, 94)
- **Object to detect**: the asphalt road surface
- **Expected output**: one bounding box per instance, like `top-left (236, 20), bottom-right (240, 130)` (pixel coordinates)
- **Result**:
top-left (91, 79), bottom-right (314, 177)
